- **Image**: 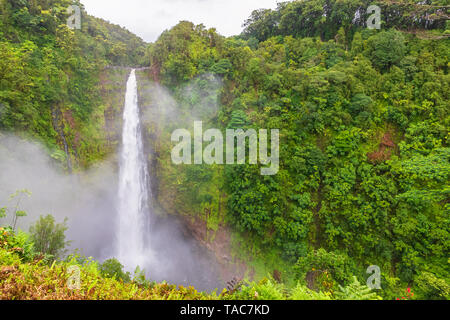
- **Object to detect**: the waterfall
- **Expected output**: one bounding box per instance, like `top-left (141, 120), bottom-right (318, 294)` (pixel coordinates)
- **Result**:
top-left (116, 69), bottom-right (150, 272)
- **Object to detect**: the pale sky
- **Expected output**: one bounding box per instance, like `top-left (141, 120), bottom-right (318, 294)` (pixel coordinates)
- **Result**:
top-left (80, 0), bottom-right (279, 43)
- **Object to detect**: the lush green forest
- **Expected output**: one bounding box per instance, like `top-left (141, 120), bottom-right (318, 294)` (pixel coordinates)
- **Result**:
top-left (1, 223), bottom-right (384, 299)
top-left (0, 0), bottom-right (449, 300)
top-left (146, 0), bottom-right (449, 300)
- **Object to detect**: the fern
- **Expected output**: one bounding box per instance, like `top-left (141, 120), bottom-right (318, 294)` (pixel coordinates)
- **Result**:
top-left (289, 284), bottom-right (331, 300)
top-left (335, 276), bottom-right (382, 300)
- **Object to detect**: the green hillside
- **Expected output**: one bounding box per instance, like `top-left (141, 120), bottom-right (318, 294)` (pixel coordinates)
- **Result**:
top-left (145, 1), bottom-right (449, 300)
top-left (0, 0), bottom-right (449, 300)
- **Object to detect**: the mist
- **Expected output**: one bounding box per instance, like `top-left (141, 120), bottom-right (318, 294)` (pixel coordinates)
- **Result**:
top-left (0, 134), bottom-right (118, 259)
top-left (139, 73), bottom-right (222, 130)
top-left (0, 73), bottom-right (225, 292)
top-left (137, 72), bottom-right (225, 291)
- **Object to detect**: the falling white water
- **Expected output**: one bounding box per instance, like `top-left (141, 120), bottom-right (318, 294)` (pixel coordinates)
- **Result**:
top-left (117, 69), bottom-right (150, 272)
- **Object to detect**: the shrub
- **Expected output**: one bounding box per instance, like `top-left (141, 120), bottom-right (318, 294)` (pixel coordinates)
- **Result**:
top-left (29, 215), bottom-right (70, 259)
top-left (99, 258), bottom-right (131, 283)
top-left (294, 249), bottom-right (355, 290)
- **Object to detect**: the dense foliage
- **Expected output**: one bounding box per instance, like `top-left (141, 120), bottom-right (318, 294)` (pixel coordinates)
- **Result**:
top-left (147, 1), bottom-right (449, 300)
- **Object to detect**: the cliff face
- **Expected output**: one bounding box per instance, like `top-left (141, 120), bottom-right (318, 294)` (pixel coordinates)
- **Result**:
top-left (48, 68), bottom-right (131, 171)
top-left (98, 68), bottom-right (131, 157)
